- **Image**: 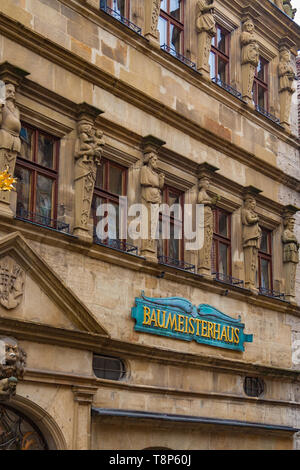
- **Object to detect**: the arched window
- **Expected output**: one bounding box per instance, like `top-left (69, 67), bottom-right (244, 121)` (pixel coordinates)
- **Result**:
top-left (93, 354), bottom-right (126, 381)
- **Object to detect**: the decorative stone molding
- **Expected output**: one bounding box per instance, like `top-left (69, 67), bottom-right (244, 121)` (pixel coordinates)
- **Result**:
top-left (0, 63), bottom-right (29, 218)
top-left (140, 135), bottom-right (165, 262)
top-left (197, 163), bottom-right (219, 277)
top-left (240, 17), bottom-right (259, 107)
top-left (196, 0), bottom-right (216, 80)
top-left (73, 103), bottom-right (105, 243)
top-left (282, 205), bottom-right (299, 303)
top-left (0, 255), bottom-right (24, 310)
top-left (241, 186), bottom-right (262, 291)
top-left (144, 0), bottom-right (162, 47)
top-left (0, 336), bottom-right (26, 401)
top-left (278, 39), bottom-right (296, 132)
top-left (72, 386), bottom-right (97, 450)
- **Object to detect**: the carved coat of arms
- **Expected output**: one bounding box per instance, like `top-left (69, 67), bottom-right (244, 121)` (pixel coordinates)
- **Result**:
top-left (0, 256), bottom-right (24, 309)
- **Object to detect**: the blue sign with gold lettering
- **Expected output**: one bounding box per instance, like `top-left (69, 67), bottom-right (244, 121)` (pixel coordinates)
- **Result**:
top-left (132, 292), bottom-right (253, 352)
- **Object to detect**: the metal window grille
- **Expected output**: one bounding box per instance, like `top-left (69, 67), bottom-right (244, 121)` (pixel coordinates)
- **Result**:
top-left (93, 354), bottom-right (125, 381)
top-left (244, 377), bottom-right (265, 397)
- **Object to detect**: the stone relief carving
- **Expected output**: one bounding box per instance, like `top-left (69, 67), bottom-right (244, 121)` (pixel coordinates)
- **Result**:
top-left (282, 208), bottom-right (299, 302)
top-left (274, 0), bottom-right (284, 9)
top-left (0, 256), bottom-right (24, 310)
top-left (242, 191), bottom-right (262, 290)
top-left (0, 337), bottom-right (26, 401)
top-left (0, 83), bottom-right (21, 213)
top-left (240, 19), bottom-right (259, 106)
top-left (278, 48), bottom-right (296, 131)
top-left (74, 117), bottom-right (105, 241)
top-left (145, 0), bottom-right (162, 43)
top-left (140, 136), bottom-right (165, 262)
top-left (196, 0), bottom-right (216, 79)
top-left (283, 0), bottom-right (297, 18)
top-left (151, 0), bottom-right (162, 35)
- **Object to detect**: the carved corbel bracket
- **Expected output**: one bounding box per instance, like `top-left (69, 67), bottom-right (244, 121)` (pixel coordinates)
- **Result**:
top-left (240, 8), bottom-right (260, 108)
top-left (282, 205), bottom-right (299, 303)
top-left (73, 103), bottom-right (105, 243)
top-left (0, 62), bottom-right (30, 89)
top-left (277, 39), bottom-right (296, 132)
top-left (144, 0), bottom-right (162, 48)
top-left (197, 162), bottom-right (219, 181)
top-left (141, 134), bottom-right (166, 157)
top-left (242, 185), bottom-right (262, 200)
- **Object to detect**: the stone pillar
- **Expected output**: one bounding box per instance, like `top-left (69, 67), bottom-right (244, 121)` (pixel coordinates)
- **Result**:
top-left (282, 205), bottom-right (299, 304)
top-left (241, 186), bottom-right (262, 291)
top-left (140, 135), bottom-right (165, 263)
top-left (240, 13), bottom-right (259, 108)
top-left (144, 0), bottom-right (162, 48)
top-left (197, 163), bottom-right (219, 277)
top-left (195, 0), bottom-right (216, 80)
top-left (0, 62), bottom-right (29, 218)
top-left (72, 386), bottom-right (97, 450)
top-left (73, 103), bottom-right (105, 243)
top-left (278, 39), bottom-right (296, 133)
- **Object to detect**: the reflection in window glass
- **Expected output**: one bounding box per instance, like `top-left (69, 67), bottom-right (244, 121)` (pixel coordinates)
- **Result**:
top-left (15, 166), bottom-right (31, 218)
top-left (158, 16), bottom-right (167, 46)
top-left (109, 165), bottom-right (123, 195)
top-left (209, 52), bottom-right (216, 78)
top-left (260, 230), bottom-right (269, 253)
top-left (170, 0), bottom-right (181, 21)
top-left (20, 127), bottom-right (34, 161)
top-left (112, 0), bottom-right (125, 16)
top-left (36, 175), bottom-right (53, 222)
top-left (218, 213), bottom-right (228, 238)
top-left (161, 0), bottom-right (167, 11)
top-left (260, 258), bottom-right (270, 290)
top-left (218, 59), bottom-right (227, 82)
top-left (219, 243), bottom-right (228, 275)
top-left (170, 23), bottom-right (181, 53)
top-left (37, 134), bottom-right (54, 169)
top-left (217, 28), bottom-right (226, 53)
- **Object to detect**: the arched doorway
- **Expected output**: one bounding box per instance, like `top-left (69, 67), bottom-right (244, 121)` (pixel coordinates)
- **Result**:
top-left (0, 404), bottom-right (47, 450)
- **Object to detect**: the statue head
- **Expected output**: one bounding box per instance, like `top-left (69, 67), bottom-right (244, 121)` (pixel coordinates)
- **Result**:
top-left (242, 19), bottom-right (255, 33)
top-left (5, 83), bottom-right (16, 102)
top-left (79, 123), bottom-right (93, 136)
top-left (244, 196), bottom-right (256, 211)
top-left (0, 337), bottom-right (26, 381)
top-left (280, 48), bottom-right (291, 63)
top-left (144, 152), bottom-right (158, 170)
top-left (284, 216), bottom-right (295, 231)
top-left (199, 177), bottom-right (210, 191)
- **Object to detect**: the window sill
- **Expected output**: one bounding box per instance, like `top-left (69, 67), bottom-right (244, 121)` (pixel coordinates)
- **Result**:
top-left (158, 255), bottom-right (196, 273)
top-left (160, 44), bottom-right (197, 71)
top-left (100, 5), bottom-right (142, 35)
top-left (213, 272), bottom-right (245, 288)
top-left (211, 77), bottom-right (243, 101)
top-left (15, 213), bottom-right (72, 237)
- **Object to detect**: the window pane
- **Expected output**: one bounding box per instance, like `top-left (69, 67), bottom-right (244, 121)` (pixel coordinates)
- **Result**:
top-left (37, 134), bottom-right (55, 169)
top-left (209, 52), bottom-right (216, 78)
top-left (161, 0), bottom-right (167, 11)
top-left (15, 166), bottom-right (31, 218)
top-left (218, 59), bottom-right (227, 82)
top-left (260, 231), bottom-right (269, 253)
top-left (20, 127), bottom-right (34, 161)
top-left (112, 0), bottom-right (125, 16)
top-left (170, 23), bottom-right (182, 53)
top-left (36, 174), bottom-right (54, 222)
top-left (170, 0), bottom-right (181, 21)
top-left (218, 212), bottom-right (228, 237)
top-left (260, 258), bottom-right (270, 290)
top-left (211, 239), bottom-right (217, 273)
top-left (258, 85), bottom-right (266, 109)
top-left (217, 27), bottom-right (227, 54)
top-left (95, 164), bottom-right (105, 189)
top-left (93, 355), bottom-right (124, 381)
top-left (169, 223), bottom-right (180, 260)
top-left (219, 243), bottom-right (228, 275)
top-left (158, 16), bottom-right (167, 46)
top-left (256, 59), bottom-right (266, 81)
top-left (93, 197), bottom-right (119, 240)
top-left (109, 165), bottom-right (123, 195)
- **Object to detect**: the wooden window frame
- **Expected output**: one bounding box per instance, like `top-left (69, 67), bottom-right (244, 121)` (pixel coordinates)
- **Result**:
top-left (16, 123), bottom-right (60, 224)
top-left (253, 57), bottom-right (269, 111)
top-left (104, 0), bottom-right (130, 18)
top-left (159, 0), bottom-right (184, 54)
top-left (212, 208), bottom-right (232, 276)
top-left (92, 158), bottom-right (127, 241)
top-left (210, 24), bottom-right (230, 83)
top-left (159, 185), bottom-right (184, 262)
top-left (258, 228), bottom-right (273, 291)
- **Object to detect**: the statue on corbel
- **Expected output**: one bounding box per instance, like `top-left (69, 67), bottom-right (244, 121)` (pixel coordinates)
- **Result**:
top-left (197, 163), bottom-right (219, 277)
top-left (241, 187), bottom-right (262, 291)
top-left (0, 337), bottom-right (26, 401)
top-left (140, 135), bottom-right (165, 263)
top-left (282, 206), bottom-right (299, 303)
top-left (195, 0), bottom-right (216, 80)
top-left (278, 46), bottom-right (296, 132)
top-left (73, 104), bottom-right (105, 242)
top-left (240, 18), bottom-right (259, 107)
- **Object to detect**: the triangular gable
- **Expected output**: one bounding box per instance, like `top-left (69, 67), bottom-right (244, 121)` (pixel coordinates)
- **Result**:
top-left (0, 231), bottom-right (109, 336)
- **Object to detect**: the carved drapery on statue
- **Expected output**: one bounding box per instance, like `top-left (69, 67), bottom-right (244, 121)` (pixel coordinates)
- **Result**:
top-left (144, 0), bottom-right (162, 46)
top-left (240, 19), bottom-right (259, 107)
top-left (196, 0), bottom-right (216, 79)
top-left (0, 337), bottom-right (26, 401)
top-left (74, 104), bottom-right (105, 242)
top-left (241, 188), bottom-right (262, 290)
top-left (278, 46), bottom-right (296, 131)
top-left (197, 163), bottom-right (219, 276)
top-left (282, 206), bottom-right (299, 303)
top-left (0, 256), bottom-right (24, 310)
top-left (140, 135), bottom-right (165, 262)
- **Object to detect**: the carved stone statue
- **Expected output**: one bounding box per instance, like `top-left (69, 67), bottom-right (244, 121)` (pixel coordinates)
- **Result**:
top-left (242, 194), bottom-right (262, 290)
top-left (282, 213), bottom-right (299, 302)
top-left (0, 256), bottom-right (24, 310)
top-left (196, 0), bottom-right (216, 79)
top-left (197, 176), bottom-right (214, 276)
top-left (274, 0), bottom-right (284, 10)
top-left (0, 83), bottom-right (21, 215)
top-left (74, 119), bottom-right (105, 241)
top-left (140, 144), bottom-right (165, 262)
top-left (241, 19), bottom-right (259, 106)
top-left (278, 48), bottom-right (296, 131)
top-left (0, 337), bottom-right (26, 400)
top-left (283, 0), bottom-right (296, 18)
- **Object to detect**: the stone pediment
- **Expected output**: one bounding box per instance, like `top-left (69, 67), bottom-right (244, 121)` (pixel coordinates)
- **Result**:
top-left (0, 232), bottom-right (108, 336)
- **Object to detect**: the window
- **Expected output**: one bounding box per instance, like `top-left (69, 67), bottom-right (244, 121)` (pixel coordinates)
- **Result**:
top-left (212, 208), bottom-right (231, 276)
top-left (210, 24), bottom-right (230, 83)
top-left (100, 0), bottom-right (130, 18)
top-left (158, 186), bottom-right (184, 264)
top-left (158, 0), bottom-right (184, 55)
top-left (258, 229), bottom-right (272, 291)
top-left (15, 124), bottom-right (59, 228)
top-left (92, 158), bottom-right (127, 242)
top-left (253, 57), bottom-right (268, 110)
top-left (93, 354), bottom-right (125, 380)
top-left (244, 377), bottom-right (265, 397)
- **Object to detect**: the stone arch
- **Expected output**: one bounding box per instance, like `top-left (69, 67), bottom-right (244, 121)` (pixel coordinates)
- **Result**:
top-left (5, 395), bottom-right (68, 450)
